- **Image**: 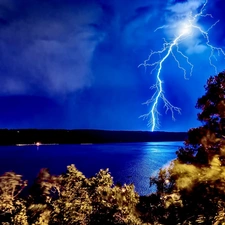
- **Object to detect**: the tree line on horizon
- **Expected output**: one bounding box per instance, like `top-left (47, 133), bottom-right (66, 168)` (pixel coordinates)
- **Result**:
top-left (0, 129), bottom-right (186, 145)
top-left (0, 71), bottom-right (225, 224)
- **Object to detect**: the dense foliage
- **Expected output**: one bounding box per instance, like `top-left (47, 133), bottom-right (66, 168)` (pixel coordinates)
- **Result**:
top-left (0, 165), bottom-right (148, 225)
top-left (177, 71), bottom-right (225, 165)
top-left (148, 71), bottom-right (225, 224)
top-left (1, 71), bottom-right (225, 224)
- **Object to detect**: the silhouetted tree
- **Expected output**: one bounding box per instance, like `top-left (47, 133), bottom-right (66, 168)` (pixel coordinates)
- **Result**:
top-left (177, 71), bottom-right (225, 165)
top-left (197, 72), bottom-right (225, 132)
top-left (147, 71), bottom-right (225, 224)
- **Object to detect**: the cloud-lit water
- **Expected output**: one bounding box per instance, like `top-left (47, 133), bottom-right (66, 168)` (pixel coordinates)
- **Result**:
top-left (0, 141), bottom-right (182, 195)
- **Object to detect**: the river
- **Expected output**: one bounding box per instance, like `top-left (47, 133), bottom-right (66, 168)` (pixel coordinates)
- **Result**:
top-left (0, 141), bottom-right (183, 195)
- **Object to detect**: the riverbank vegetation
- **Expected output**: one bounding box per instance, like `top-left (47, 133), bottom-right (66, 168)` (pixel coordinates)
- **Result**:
top-left (0, 71), bottom-right (225, 224)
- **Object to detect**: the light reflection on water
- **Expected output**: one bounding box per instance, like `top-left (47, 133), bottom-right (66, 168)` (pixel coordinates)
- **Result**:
top-left (0, 141), bottom-right (183, 195)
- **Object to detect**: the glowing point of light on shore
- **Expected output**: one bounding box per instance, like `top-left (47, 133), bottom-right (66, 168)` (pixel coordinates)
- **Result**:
top-left (36, 142), bottom-right (41, 146)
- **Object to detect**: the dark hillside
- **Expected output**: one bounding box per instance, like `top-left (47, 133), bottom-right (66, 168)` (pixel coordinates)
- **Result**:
top-left (0, 129), bottom-right (187, 145)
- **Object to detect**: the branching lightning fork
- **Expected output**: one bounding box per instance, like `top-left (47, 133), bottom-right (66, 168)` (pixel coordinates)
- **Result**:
top-left (139, 0), bottom-right (225, 131)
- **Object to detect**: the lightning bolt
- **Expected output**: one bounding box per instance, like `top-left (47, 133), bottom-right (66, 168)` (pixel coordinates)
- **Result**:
top-left (139, 0), bottom-right (225, 131)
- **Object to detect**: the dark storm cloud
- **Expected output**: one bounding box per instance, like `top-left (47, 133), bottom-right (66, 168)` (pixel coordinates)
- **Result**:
top-left (0, 0), bottom-right (105, 96)
top-left (0, 0), bottom-right (224, 131)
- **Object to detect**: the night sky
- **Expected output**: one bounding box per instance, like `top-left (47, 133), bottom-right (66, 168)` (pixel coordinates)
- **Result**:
top-left (0, 0), bottom-right (224, 131)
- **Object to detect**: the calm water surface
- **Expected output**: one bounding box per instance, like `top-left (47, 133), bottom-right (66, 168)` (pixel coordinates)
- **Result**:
top-left (0, 142), bottom-right (183, 195)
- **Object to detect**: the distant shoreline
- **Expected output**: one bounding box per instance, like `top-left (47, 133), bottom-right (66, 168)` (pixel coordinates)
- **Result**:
top-left (0, 129), bottom-right (187, 146)
top-left (16, 143), bottom-right (59, 146)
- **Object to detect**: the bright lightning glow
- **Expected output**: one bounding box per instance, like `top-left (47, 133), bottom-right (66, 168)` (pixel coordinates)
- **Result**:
top-left (179, 23), bottom-right (192, 35)
top-left (139, 0), bottom-right (225, 132)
